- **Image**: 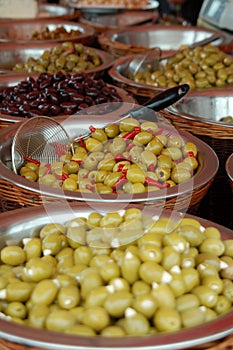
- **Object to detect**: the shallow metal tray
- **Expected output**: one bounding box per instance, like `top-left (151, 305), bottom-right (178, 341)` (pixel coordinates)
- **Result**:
top-left (0, 20), bottom-right (95, 45)
top-left (0, 202), bottom-right (232, 350)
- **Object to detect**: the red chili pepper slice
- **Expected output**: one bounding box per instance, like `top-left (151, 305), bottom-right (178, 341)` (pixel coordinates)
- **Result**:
top-left (114, 153), bottom-right (130, 162)
top-left (89, 125), bottom-right (96, 133)
top-left (122, 126), bottom-right (141, 140)
top-left (51, 142), bottom-right (67, 156)
top-left (165, 130), bottom-right (173, 138)
top-left (126, 143), bottom-right (134, 151)
top-left (112, 175), bottom-right (127, 190)
top-left (54, 172), bottom-right (69, 181)
top-left (144, 177), bottom-right (170, 188)
top-left (24, 157), bottom-right (40, 166)
top-left (187, 151), bottom-right (195, 157)
top-left (155, 128), bottom-right (165, 136)
top-left (86, 184), bottom-right (95, 191)
top-left (149, 164), bottom-right (155, 172)
top-left (79, 139), bottom-right (87, 150)
top-left (44, 163), bottom-right (51, 175)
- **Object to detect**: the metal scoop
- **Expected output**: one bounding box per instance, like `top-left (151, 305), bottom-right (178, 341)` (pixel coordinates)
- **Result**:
top-left (11, 84), bottom-right (189, 173)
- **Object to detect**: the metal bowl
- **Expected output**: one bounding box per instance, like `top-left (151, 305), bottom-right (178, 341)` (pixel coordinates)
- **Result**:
top-left (79, 10), bottom-right (158, 33)
top-left (98, 24), bottom-right (226, 58)
top-left (165, 90), bottom-right (233, 128)
top-left (0, 4), bottom-right (78, 22)
top-left (0, 20), bottom-right (95, 45)
top-left (0, 201), bottom-right (233, 350)
top-left (0, 112), bottom-right (218, 212)
top-left (226, 153), bottom-right (233, 191)
top-left (163, 90), bottom-right (233, 230)
top-left (0, 43), bottom-right (115, 77)
top-left (0, 73), bottom-right (136, 127)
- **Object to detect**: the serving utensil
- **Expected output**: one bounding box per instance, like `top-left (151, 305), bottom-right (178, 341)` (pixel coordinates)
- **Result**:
top-left (11, 83), bottom-right (189, 174)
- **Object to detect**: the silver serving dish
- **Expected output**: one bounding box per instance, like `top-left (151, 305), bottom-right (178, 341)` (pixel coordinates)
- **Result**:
top-left (0, 43), bottom-right (114, 77)
top-left (0, 20), bottom-right (95, 45)
top-left (166, 90), bottom-right (233, 127)
top-left (0, 201), bottom-right (233, 350)
top-left (0, 112), bottom-right (218, 210)
top-left (98, 24), bottom-right (226, 57)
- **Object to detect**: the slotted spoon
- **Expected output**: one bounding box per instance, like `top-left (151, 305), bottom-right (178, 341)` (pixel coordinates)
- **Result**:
top-left (11, 84), bottom-right (189, 174)
top-left (11, 116), bottom-right (70, 174)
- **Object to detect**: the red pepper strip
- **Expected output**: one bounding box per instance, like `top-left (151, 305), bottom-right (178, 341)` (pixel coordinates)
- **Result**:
top-left (126, 143), bottom-right (134, 151)
top-left (79, 139), bottom-right (87, 151)
top-left (114, 153), bottom-right (130, 162)
top-left (24, 157), bottom-right (40, 166)
top-left (72, 159), bottom-right (83, 165)
top-left (44, 163), bottom-right (52, 175)
top-left (86, 184), bottom-right (95, 191)
top-left (51, 142), bottom-right (67, 156)
top-left (144, 177), bottom-right (170, 188)
top-left (54, 172), bottom-right (69, 181)
top-left (146, 128), bottom-right (154, 134)
top-left (89, 125), bottom-right (96, 133)
top-left (112, 175), bottom-right (127, 190)
top-left (165, 130), bottom-right (173, 138)
top-left (117, 163), bottom-right (126, 172)
top-left (155, 128), bottom-right (165, 136)
top-left (122, 126), bottom-right (141, 140)
top-left (187, 151), bottom-right (195, 157)
top-left (149, 164), bottom-right (155, 172)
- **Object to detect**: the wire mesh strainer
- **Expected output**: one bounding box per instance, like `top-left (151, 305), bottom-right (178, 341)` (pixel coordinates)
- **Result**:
top-left (11, 116), bottom-right (70, 174)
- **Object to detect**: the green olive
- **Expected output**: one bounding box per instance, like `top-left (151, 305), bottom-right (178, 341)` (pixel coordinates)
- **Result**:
top-left (1, 246), bottom-right (26, 266)
top-left (153, 307), bottom-right (181, 332)
top-left (46, 309), bottom-right (76, 332)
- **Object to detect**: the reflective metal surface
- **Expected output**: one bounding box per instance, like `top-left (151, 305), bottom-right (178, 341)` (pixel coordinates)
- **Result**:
top-left (0, 202), bottom-right (232, 350)
top-left (0, 20), bottom-right (95, 45)
top-left (0, 43), bottom-right (114, 77)
top-left (100, 25), bottom-right (226, 56)
top-left (166, 90), bottom-right (233, 127)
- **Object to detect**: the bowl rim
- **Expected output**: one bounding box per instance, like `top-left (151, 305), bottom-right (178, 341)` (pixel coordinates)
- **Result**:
top-left (0, 115), bottom-right (219, 203)
top-left (0, 201), bottom-right (232, 350)
top-left (226, 153), bottom-right (233, 182)
top-left (98, 24), bottom-right (227, 53)
top-left (0, 20), bottom-right (95, 45)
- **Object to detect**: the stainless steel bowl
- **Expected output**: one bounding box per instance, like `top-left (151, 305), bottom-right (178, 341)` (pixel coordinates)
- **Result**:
top-left (0, 112), bottom-right (218, 212)
top-left (166, 90), bottom-right (233, 127)
top-left (79, 10), bottom-right (158, 33)
top-left (226, 153), bottom-right (233, 189)
top-left (98, 24), bottom-right (226, 57)
top-left (0, 43), bottom-right (114, 77)
top-left (0, 201), bottom-right (233, 350)
top-left (0, 4), bottom-right (78, 22)
top-left (0, 20), bottom-right (95, 45)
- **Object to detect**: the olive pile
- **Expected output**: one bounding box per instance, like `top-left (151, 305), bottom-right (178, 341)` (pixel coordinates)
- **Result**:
top-left (0, 72), bottom-right (122, 118)
top-left (130, 44), bottom-right (233, 89)
top-left (20, 117), bottom-right (199, 193)
top-left (0, 210), bottom-right (233, 336)
top-left (31, 26), bottom-right (82, 41)
top-left (12, 42), bottom-right (102, 74)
